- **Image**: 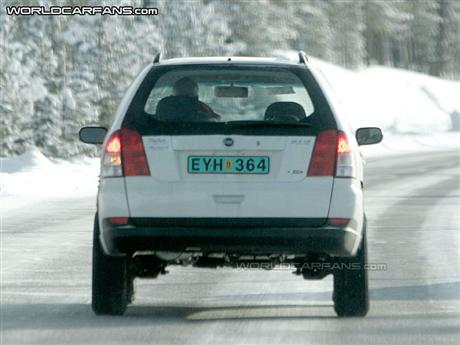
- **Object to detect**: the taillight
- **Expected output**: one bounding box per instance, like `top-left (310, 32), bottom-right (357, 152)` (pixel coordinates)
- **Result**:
top-left (307, 129), bottom-right (337, 176)
top-left (307, 130), bottom-right (355, 178)
top-left (337, 132), bottom-right (351, 153)
top-left (120, 129), bottom-right (150, 176)
top-left (101, 129), bottom-right (150, 177)
top-left (101, 132), bottom-right (123, 177)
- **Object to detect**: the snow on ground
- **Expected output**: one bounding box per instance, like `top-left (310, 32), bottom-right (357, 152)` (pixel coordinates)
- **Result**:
top-left (1, 57), bottom-right (459, 212)
top-left (1, 148), bottom-right (99, 212)
top-left (358, 131), bottom-right (460, 158)
top-left (309, 57), bottom-right (459, 133)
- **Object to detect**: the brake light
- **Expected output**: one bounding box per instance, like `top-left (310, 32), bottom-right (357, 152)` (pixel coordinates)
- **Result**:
top-left (101, 129), bottom-right (150, 177)
top-left (101, 132), bottom-right (123, 177)
top-left (307, 129), bottom-right (337, 176)
top-left (106, 135), bottom-right (121, 153)
top-left (335, 131), bottom-right (355, 177)
top-left (337, 132), bottom-right (351, 153)
top-left (307, 130), bottom-right (355, 178)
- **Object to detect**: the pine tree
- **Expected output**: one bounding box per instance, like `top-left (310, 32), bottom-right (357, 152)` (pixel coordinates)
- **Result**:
top-left (157, 0), bottom-right (234, 57)
top-left (58, 15), bottom-right (100, 157)
top-left (208, 0), bottom-right (296, 56)
top-left (433, 0), bottom-right (460, 77)
top-left (291, 0), bottom-right (332, 60)
top-left (32, 95), bottom-right (62, 157)
top-left (327, 0), bottom-right (365, 68)
top-left (403, 0), bottom-right (440, 74)
top-left (0, 8), bottom-right (43, 156)
top-left (363, 0), bottom-right (411, 67)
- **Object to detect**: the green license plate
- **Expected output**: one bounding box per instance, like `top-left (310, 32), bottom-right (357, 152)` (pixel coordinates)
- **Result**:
top-left (187, 156), bottom-right (270, 174)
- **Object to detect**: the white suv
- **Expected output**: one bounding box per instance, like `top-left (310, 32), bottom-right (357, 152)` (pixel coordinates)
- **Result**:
top-left (80, 52), bottom-right (382, 317)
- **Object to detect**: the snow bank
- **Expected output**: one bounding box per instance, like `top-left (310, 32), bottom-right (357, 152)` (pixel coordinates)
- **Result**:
top-left (1, 148), bottom-right (54, 174)
top-left (314, 59), bottom-right (460, 157)
top-left (1, 148), bottom-right (99, 208)
top-left (310, 58), bottom-right (460, 134)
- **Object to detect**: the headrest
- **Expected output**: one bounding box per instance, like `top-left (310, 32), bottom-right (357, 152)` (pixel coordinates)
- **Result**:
top-left (156, 95), bottom-right (198, 122)
top-left (264, 102), bottom-right (306, 121)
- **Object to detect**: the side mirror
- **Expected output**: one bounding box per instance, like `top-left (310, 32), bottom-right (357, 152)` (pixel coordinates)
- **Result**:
top-left (79, 126), bottom-right (107, 145)
top-left (355, 127), bottom-right (383, 146)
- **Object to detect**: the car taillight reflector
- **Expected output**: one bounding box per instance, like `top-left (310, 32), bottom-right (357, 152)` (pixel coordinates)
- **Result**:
top-left (307, 129), bottom-right (338, 176)
top-left (109, 217), bottom-right (129, 225)
top-left (328, 218), bottom-right (350, 226)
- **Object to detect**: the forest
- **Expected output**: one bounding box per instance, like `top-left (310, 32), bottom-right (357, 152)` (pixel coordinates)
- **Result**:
top-left (1, 0), bottom-right (459, 157)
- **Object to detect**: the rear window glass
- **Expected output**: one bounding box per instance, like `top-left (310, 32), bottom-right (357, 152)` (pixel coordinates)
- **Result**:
top-left (123, 65), bottom-right (336, 135)
top-left (143, 69), bottom-right (314, 122)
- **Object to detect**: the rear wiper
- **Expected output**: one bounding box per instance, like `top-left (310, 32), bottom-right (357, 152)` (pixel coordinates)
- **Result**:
top-left (225, 120), bottom-right (312, 128)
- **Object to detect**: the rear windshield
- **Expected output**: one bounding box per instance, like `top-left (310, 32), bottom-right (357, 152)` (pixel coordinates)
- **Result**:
top-left (123, 65), bottom-right (336, 135)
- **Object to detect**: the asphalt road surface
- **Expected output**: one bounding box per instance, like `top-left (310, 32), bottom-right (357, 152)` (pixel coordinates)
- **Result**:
top-left (2, 151), bottom-right (459, 345)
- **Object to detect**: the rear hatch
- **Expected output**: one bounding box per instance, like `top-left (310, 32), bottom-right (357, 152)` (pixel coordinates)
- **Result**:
top-left (120, 63), bottom-right (341, 220)
top-left (124, 134), bottom-right (334, 218)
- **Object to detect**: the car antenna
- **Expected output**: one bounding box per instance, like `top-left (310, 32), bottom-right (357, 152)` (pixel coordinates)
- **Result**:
top-left (153, 52), bottom-right (161, 64)
top-left (298, 50), bottom-right (308, 64)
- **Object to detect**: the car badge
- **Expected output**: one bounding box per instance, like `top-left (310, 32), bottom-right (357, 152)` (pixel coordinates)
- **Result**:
top-left (223, 137), bottom-right (234, 147)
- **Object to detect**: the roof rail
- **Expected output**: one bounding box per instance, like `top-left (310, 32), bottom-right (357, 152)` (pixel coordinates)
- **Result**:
top-left (153, 52), bottom-right (161, 64)
top-left (298, 50), bottom-right (308, 64)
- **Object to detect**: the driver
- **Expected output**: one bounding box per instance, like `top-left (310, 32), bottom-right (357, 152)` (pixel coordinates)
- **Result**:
top-left (172, 77), bottom-right (221, 121)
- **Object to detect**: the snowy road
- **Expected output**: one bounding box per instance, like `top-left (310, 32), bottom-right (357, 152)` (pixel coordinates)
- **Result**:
top-left (2, 151), bottom-right (459, 345)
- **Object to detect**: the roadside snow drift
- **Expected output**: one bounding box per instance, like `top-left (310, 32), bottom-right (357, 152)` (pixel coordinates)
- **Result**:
top-left (1, 148), bottom-right (99, 203)
top-left (309, 58), bottom-right (460, 134)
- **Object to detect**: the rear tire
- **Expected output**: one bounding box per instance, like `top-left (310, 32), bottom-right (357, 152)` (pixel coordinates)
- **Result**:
top-left (92, 214), bottom-right (128, 315)
top-left (333, 224), bottom-right (369, 317)
top-left (127, 274), bottom-right (135, 304)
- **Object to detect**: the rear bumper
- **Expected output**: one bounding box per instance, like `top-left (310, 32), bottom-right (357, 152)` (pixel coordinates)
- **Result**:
top-left (100, 218), bottom-right (361, 257)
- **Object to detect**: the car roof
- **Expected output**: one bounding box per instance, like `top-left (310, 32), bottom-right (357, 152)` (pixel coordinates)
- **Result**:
top-left (156, 56), bottom-right (308, 67)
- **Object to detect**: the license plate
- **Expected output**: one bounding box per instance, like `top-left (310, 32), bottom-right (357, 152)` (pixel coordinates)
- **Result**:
top-left (187, 156), bottom-right (270, 174)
